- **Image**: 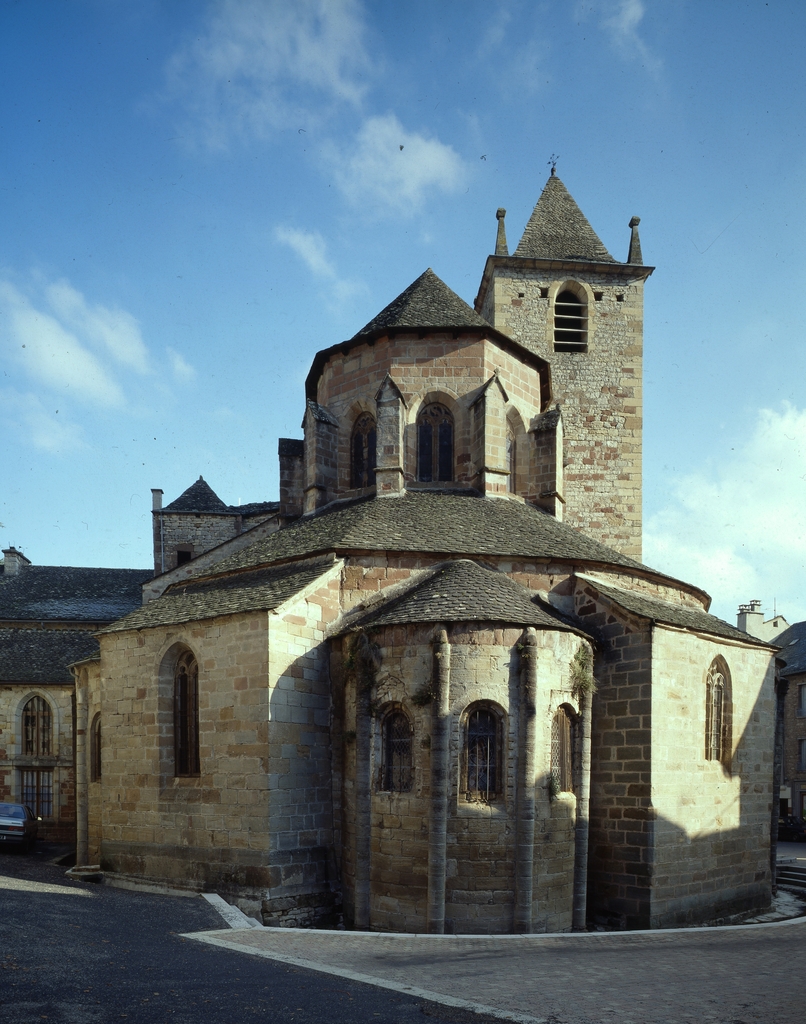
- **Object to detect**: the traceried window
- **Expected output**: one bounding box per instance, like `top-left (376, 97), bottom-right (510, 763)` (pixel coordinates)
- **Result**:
top-left (554, 289), bottom-right (588, 352)
top-left (705, 660), bottom-right (730, 763)
top-left (174, 650), bottom-right (200, 777)
top-left (23, 696), bottom-right (51, 756)
top-left (463, 704), bottom-right (502, 801)
top-left (551, 706), bottom-right (575, 794)
top-left (351, 414), bottom-right (377, 489)
top-left (381, 710), bottom-right (412, 793)
top-left (90, 714), bottom-right (102, 782)
top-left (417, 404), bottom-right (453, 482)
top-left (21, 769), bottom-right (53, 817)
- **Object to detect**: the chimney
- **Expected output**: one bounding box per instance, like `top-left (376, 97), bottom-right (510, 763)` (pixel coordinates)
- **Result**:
top-left (737, 600), bottom-right (765, 639)
top-left (151, 488), bottom-right (164, 511)
top-left (2, 547), bottom-right (31, 576)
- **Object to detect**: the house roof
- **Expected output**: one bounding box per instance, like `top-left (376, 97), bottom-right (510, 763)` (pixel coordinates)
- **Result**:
top-left (577, 576), bottom-right (771, 646)
top-left (0, 628), bottom-right (100, 683)
top-left (514, 173), bottom-right (617, 263)
top-left (99, 558), bottom-right (337, 633)
top-left (0, 566), bottom-right (153, 623)
top-left (180, 493), bottom-right (709, 610)
top-left (161, 477), bottom-right (278, 518)
top-left (770, 621), bottom-right (806, 676)
top-left (343, 559), bottom-right (587, 634)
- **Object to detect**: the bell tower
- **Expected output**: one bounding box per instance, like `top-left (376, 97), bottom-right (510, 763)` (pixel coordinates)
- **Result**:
top-left (475, 171), bottom-right (653, 561)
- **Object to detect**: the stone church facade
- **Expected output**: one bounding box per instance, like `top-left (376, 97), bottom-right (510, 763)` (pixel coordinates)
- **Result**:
top-left (63, 173), bottom-right (777, 931)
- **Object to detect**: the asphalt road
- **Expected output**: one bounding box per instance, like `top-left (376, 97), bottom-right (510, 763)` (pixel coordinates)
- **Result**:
top-left (0, 845), bottom-right (499, 1024)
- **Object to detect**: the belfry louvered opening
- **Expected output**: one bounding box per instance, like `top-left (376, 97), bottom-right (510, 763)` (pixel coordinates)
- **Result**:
top-left (553, 289), bottom-right (588, 351)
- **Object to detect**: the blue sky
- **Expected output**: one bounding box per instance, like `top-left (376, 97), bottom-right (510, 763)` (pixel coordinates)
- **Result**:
top-left (1, 0), bottom-right (804, 625)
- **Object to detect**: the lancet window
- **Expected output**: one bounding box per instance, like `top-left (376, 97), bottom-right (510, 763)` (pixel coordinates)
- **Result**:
top-left (417, 403), bottom-right (453, 482)
top-left (351, 414), bottom-right (377, 489)
top-left (174, 649), bottom-right (200, 777)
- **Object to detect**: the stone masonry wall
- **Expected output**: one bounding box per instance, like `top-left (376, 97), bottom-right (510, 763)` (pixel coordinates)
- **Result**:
top-left (152, 511), bottom-right (275, 574)
top-left (649, 627), bottom-right (774, 926)
top-left (480, 267), bottom-right (645, 560)
top-left (782, 672), bottom-right (806, 817)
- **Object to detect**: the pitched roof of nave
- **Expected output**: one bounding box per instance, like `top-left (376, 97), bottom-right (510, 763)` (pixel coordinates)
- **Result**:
top-left (99, 557), bottom-right (336, 633)
top-left (0, 627), bottom-right (101, 683)
top-left (342, 558), bottom-right (588, 635)
top-left (577, 575), bottom-right (772, 647)
top-left (163, 475), bottom-right (278, 517)
top-left (0, 565), bottom-right (153, 623)
top-left (514, 172), bottom-right (617, 263)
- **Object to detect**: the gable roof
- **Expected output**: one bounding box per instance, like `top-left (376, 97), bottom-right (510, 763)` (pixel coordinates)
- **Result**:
top-left (0, 566), bottom-right (153, 623)
top-left (514, 173), bottom-right (617, 263)
top-left (577, 575), bottom-right (771, 646)
top-left (343, 559), bottom-right (587, 634)
top-left (0, 628), bottom-right (100, 683)
top-left (99, 558), bottom-right (337, 633)
top-left (770, 621), bottom-right (806, 676)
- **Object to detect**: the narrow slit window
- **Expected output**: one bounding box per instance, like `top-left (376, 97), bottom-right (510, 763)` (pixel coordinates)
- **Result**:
top-left (551, 707), bottom-right (574, 793)
top-left (174, 650), bottom-right (200, 777)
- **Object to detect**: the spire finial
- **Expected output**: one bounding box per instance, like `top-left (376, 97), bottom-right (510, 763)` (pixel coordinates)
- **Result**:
top-left (627, 216), bottom-right (643, 265)
top-left (495, 208), bottom-right (508, 256)
top-left (548, 153), bottom-right (558, 176)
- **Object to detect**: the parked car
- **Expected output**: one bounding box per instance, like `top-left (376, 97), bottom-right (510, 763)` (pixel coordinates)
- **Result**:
top-left (0, 803), bottom-right (39, 852)
top-left (778, 815), bottom-right (806, 842)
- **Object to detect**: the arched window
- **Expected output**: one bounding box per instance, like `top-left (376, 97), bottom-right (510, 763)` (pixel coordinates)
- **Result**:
top-left (551, 706), bottom-right (575, 794)
top-left (351, 413), bottom-right (377, 489)
top-left (506, 427), bottom-right (516, 493)
top-left (463, 704), bottom-right (502, 801)
top-left (174, 650), bottom-right (200, 777)
top-left (90, 714), bottom-right (102, 782)
top-left (381, 710), bottom-right (412, 792)
top-left (706, 660), bottom-right (730, 763)
top-left (417, 403), bottom-right (453, 482)
top-left (554, 289), bottom-right (587, 351)
top-left (23, 696), bottom-right (51, 756)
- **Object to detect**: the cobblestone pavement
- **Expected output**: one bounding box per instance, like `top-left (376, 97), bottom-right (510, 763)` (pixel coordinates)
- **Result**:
top-left (185, 918), bottom-right (806, 1024)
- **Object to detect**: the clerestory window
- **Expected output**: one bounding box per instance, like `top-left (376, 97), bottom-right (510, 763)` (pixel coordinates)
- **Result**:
top-left (351, 414), bottom-right (377, 489)
top-left (554, 289), bottom-right (588, 352)
top-left (417, 403), bottom-right (453, 482)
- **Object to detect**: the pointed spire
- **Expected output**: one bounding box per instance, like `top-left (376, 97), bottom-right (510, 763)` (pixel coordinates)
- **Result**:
top-left (627, 216), bottom-right (643, 265)
top-left (514, 174), bottom-right (616, 263)
top-left (495, 208), bottom-right (509, 256)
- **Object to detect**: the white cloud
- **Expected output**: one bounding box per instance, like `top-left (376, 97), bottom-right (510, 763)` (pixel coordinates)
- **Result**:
top-left (164, 0), bottom-right (371, 149)
top-left (644, 403), bottom-right (806, 623)
top-left (325, 114), bottom-right (466, 214)
top-left (599, 0), bottom-right (662, 76)
top-left (168, 347), bottom-right (196, 382)
top-left (275, 227), bottom-right (337, 279)
top-left (1, 391), bottom-right (86, 453)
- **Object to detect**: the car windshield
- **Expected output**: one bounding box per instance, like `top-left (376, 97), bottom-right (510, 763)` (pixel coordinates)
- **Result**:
top-left (0, 804), bottom-right (25, 819)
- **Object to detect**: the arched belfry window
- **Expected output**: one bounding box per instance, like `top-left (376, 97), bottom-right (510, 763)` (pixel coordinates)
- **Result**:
top-left (174, 649), bottom-right (200, 777)
top-left (463, 704), bottom-right (502, 801)
top-left (417, 403), bottom-right (453, 482)
top-left (351, 413), bottom-right (376, 489)
top-left (23, 696), bottom-right (51, 756)
top-left (554, 289), bottom-right (588, 351)
top-left (381, 710), bottom-right (412, 793)
top-left (706, 660), bottom-right (731, 763)
top-left (551, 706), bottom-right (575, 793)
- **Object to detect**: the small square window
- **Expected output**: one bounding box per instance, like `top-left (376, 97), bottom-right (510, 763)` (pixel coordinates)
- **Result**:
top-left (539, 287), bottom-right (549, 299)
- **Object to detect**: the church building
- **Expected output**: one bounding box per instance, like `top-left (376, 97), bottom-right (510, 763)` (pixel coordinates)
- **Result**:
top-left (69, 173), bottom-right (776, 932)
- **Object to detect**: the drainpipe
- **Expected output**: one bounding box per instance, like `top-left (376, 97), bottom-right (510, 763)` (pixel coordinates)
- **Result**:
top-left (514, 627), bottom-right (537, 932)
top-left (427, 627), bottom-right (451, 934)
top-left (572, 652), bottom-right (593, 931)
top-left (74, 668), bottom-right (88, 867)
top-left (770, 668), bottom-right (788, 896)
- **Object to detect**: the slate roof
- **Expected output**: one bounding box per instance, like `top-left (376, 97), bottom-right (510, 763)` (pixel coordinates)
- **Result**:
top-left (99, 558), bottom-right (336, 633)
top-left (770, 621), bottom-right (806, 676)
top-left (351, 269), bottom-right (492, 340)
top-left (514, 173), bottom-right (617, 263)
top-left (577, 576), bottom-right (771, 646)
top-left (0, 566), bottom-right (153, 623)
top-left (343, 559), bottom-right (586, 634)
top-left (161, 477), bottom-right (278, 518)
top-left (192, 491), bottom-right (647, 578)
top-left (0, 628), bottom-right (100, 683)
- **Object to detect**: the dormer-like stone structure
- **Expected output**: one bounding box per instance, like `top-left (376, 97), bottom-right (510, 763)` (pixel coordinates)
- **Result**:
top-left (475, 171), bottom-right (653, 559)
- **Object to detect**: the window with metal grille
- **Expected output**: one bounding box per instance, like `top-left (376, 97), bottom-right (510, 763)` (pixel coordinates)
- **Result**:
top-left (23, 695), bottom-right (51, 756)
top-left (382, 711), bottom-right (412, 792)
top-left (417, 404), bottom-right (453, 482)
top-left (90, 714), bottom-right (102, 782)
top-left (553, 290), bottom-right (588, 351)
top-left (464, 705), bottom-right (501, 800)
top-left (174, 650), bottom-right (200, 777)
top-left (21, 768), bottom-right (53, 817)
top-left (351, 413), bottom-right (377, 488)
top-left (705, 660), bottom-right (729, 762)
top-left (551, 707), bottom-right (574, 793)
